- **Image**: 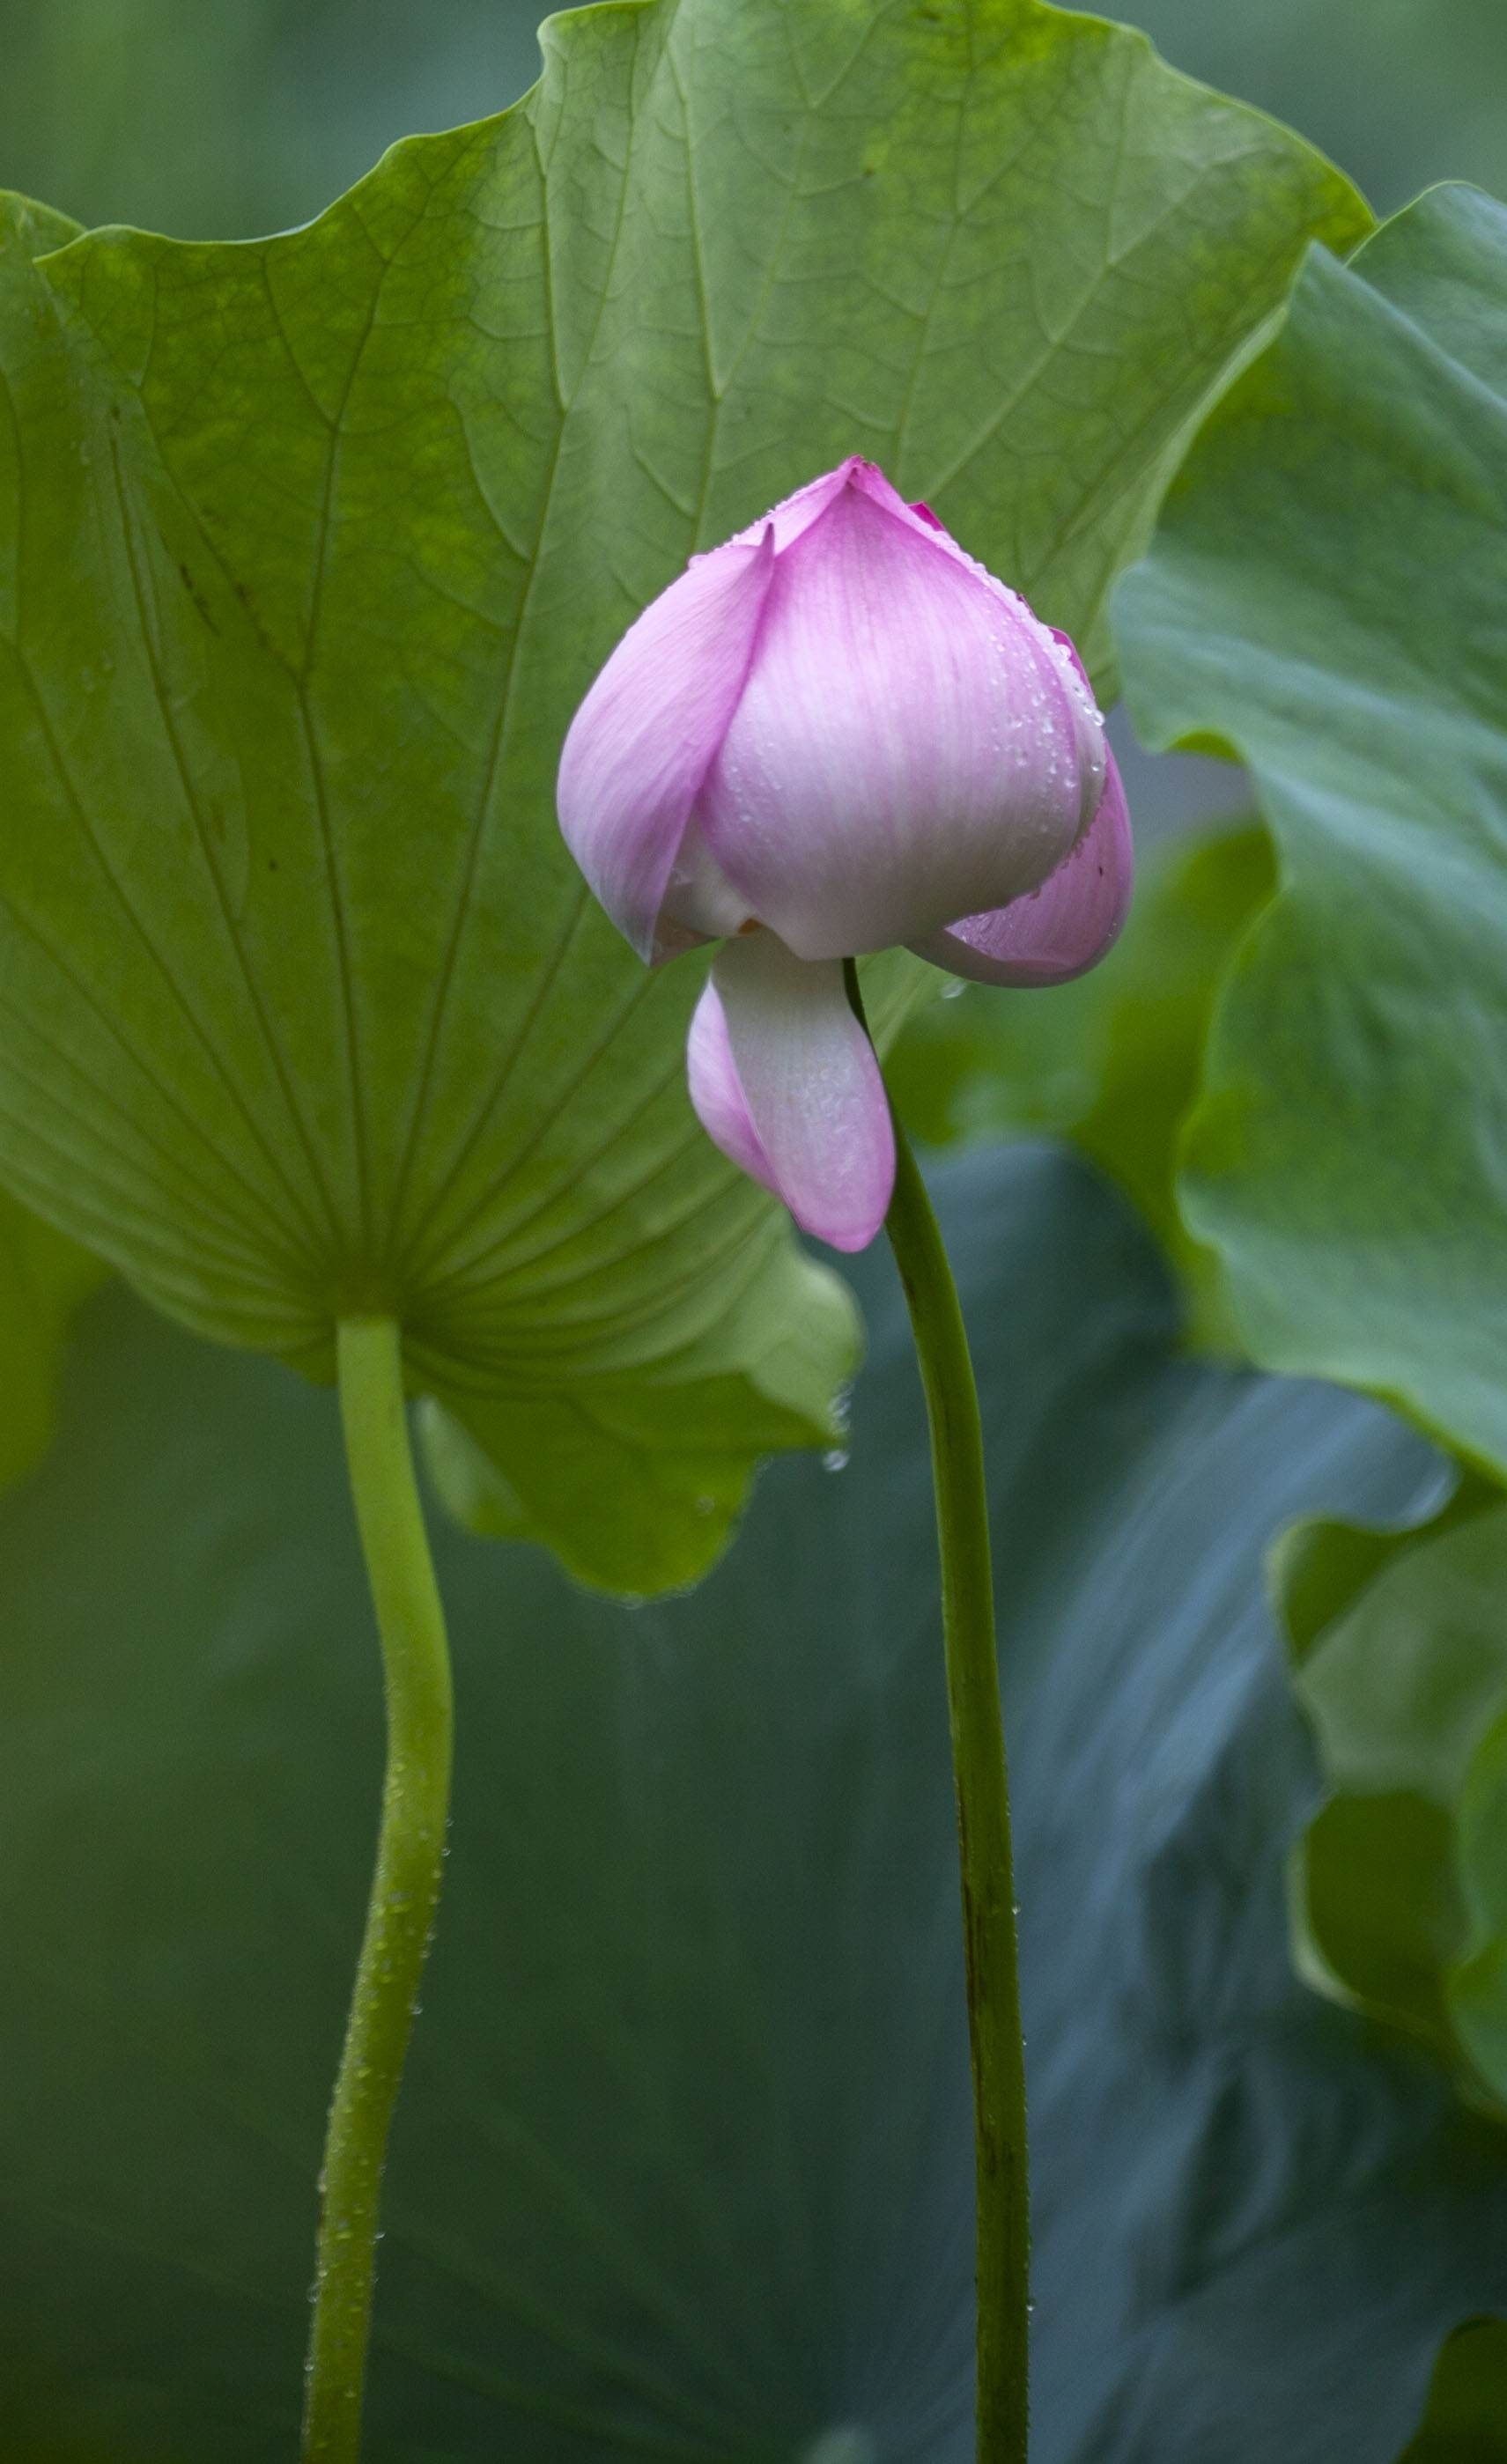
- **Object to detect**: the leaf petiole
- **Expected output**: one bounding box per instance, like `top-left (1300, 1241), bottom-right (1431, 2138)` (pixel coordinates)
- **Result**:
top-left (301, 1317), bottom-right (454, 2461)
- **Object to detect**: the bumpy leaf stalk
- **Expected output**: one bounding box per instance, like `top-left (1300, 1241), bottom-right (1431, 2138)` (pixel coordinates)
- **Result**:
top-left (302, 1317), bottom-right (454, 2461)
top-left (846, 963), bottom-right (1031, 2462)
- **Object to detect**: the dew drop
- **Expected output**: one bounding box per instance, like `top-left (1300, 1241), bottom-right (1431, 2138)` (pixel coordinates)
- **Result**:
top-left (822, 1448), bottom-right (850, 1473)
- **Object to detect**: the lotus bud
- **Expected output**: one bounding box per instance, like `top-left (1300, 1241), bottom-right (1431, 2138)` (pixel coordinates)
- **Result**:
top-left (558, 458), bottom-right (1131, 1251)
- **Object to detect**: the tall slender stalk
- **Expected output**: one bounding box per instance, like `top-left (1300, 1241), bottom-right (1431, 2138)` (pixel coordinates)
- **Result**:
top-left (301, 1317), bottom-right (454, 2462)
top-left (846, 963), bottom-right (1030, 2462)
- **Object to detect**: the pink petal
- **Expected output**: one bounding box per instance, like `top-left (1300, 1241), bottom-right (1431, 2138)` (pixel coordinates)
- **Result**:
top-left (685, 930), bottom-right (894, 1252)
top-left (904, 504), bottom-right (1109, 826)
top-left (557, 529), bottom-right (775, 962)
top-left (696, 471), bottom-right (1098, 960)
top-left (908, 748), bottom-right (1133, 987)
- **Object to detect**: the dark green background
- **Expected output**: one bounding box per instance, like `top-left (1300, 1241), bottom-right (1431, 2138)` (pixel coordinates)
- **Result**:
top-left (4, 1146), bottom-right (1503, 2460)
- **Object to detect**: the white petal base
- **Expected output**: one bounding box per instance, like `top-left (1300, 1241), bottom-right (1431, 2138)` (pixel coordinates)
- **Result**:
top-left (686, 933), bottom-right (894, 1252)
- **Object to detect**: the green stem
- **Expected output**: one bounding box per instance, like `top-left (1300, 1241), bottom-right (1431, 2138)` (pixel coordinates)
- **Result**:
top-left (846, 962), bottom-right (1030, 2463)
top-left (301, 1317), bottom-right (454, 2463)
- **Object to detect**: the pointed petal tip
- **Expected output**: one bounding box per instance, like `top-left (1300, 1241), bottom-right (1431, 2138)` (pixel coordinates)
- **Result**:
top-left (813, 1206), bottom-right (888, 1256)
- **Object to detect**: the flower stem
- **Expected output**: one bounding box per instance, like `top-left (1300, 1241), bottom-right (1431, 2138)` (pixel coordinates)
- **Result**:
top-left (846, 963), bottom-right (1030, 2463)
top-left (301, 1317), bottom-right (454, 2462)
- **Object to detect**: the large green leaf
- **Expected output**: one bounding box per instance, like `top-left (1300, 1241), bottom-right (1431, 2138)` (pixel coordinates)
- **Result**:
top-left (0, 0), bottom-right (1366, 1587)
top-left (0, 203), bottom-right (115, 1497)
top-left (0, 182), bottom-right (855, 1598)
top-left (885, 814), bottom-right (1274, 1350)
top-left (1117, 181), bottom-right (1507, 1478)
top-left (2, 1143), bottom-right (1503, 2462)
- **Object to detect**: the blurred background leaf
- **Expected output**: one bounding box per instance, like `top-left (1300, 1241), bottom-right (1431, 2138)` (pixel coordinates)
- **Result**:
top-left (2, 1144), bottom-right (1503, 2462)
top-left (1119, 197), bottom-right (1507, 2364)
top-left (1119, 184), bottom-right (1507, 1484)
top-left (888, 816), bottom-right (1274, 1352)
top-left (1399, 2318), bottom-right (1507, 2459)
top-left (1281, 1487), bottom-right (1507, 2116)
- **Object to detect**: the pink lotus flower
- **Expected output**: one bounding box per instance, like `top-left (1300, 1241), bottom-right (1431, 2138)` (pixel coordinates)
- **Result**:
top-left (558, 458), bottom-right (1131, 1251)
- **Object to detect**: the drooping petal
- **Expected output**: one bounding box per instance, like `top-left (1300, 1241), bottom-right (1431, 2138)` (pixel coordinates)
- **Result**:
top-left (685, 930), bottom-right (894, 1252)
top-left (697, 470), bottom-right (1096, 959)
top-left (683, 976), bottom-right (780, 1199)
top-left (908, 748), bottom-right (1133, 987)
top-left (557, 529), bottom-right (775, 962)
